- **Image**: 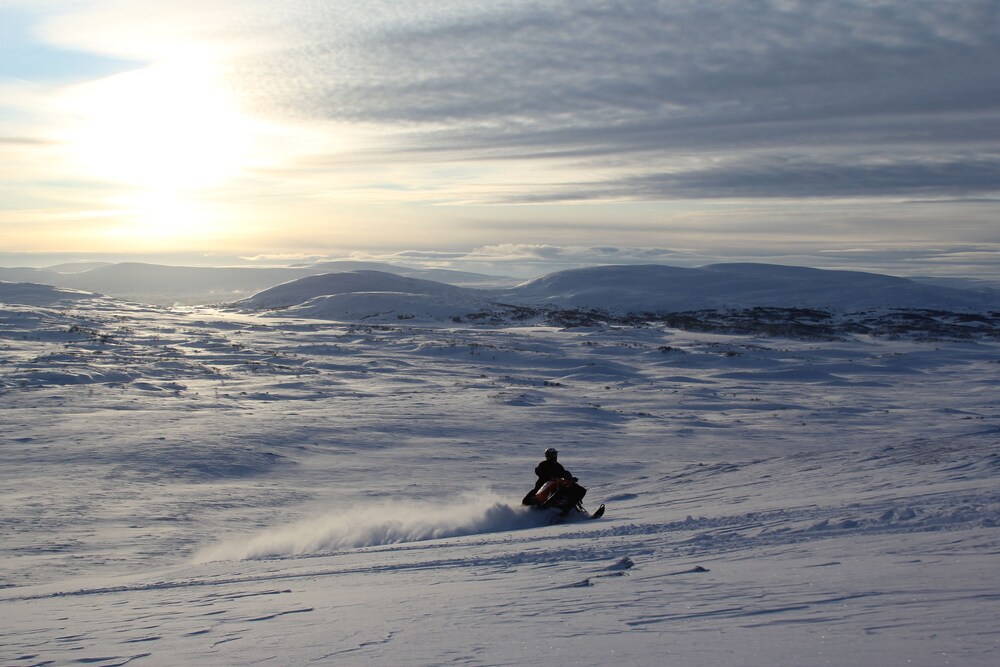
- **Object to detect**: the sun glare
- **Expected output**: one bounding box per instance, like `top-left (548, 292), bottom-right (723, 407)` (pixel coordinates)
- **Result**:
top-left (43, 51), bottom-right (371, 249)
top-left (49, 55), bottom-right (261, 245)
top-left (60, 56), bottom-right (251, 190)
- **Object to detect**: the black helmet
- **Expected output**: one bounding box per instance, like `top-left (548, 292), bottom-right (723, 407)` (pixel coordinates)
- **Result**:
top-left (544, 447), bottom-right (558, 460)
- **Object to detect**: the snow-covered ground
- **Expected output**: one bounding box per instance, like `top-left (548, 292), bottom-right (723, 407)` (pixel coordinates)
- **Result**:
top-left (1, 275), bottom-right (999, 666)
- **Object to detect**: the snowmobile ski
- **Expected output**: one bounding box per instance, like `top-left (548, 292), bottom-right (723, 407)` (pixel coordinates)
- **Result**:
top-left (590, 504), bottom-right (605, 519)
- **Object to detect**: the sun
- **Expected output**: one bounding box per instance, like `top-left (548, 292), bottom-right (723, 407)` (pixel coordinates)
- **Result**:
top-left (62, 55), bottom-right (251, 189)
top-left (55, 55), bottom-right (257, 244)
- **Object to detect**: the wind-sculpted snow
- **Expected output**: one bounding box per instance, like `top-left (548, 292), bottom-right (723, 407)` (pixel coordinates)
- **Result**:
top-left (195, 496), bottom-right (552, 562)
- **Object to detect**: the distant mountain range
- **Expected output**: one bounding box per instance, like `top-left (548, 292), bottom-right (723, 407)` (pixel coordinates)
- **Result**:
top-left (4, 262), bottom-right (999, 338)
top-left (222, 262), bottom-right (1000, 344)
top-left (2, 262), bottom-right (999, 322)
top-left (508, 263), bottom-right (1000, 312)
top-left (0, 261), bottom-right (519, 306)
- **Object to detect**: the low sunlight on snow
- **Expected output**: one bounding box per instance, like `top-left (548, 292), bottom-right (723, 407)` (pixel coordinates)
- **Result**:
top-left (1, 266), bottom-right (998, 666)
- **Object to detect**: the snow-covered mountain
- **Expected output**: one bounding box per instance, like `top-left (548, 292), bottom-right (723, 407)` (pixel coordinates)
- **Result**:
top-left (5, 260), bottom-right (998, 314)
top-left (507, 263), bottom-right (1000, 312)
top-left (236, 270), bottom-right (495, 322)
top-left (229, 264), bottom-right (1000, 332)
top-left (239, 270), bottom-right (478, 309)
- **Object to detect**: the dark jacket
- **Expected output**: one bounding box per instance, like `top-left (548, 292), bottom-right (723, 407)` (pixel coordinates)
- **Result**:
top-left (533, 459), bottom-right (572, 491)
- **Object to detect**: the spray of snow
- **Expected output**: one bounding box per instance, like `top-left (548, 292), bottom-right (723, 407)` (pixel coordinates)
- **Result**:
top-left (194, 493), bottom-right (548, 562)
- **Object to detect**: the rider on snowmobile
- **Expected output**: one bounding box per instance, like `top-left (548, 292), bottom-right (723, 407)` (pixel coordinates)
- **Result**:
top-left (522, 447), bottom-right (583, 508)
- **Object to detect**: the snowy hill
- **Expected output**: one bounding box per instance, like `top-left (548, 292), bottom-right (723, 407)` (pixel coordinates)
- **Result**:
top-left (230, 264), bottom-right (1000, 339)
top-left (508, 263), bottom-right (1000, 312)
top-left (240, 270), bottom-right (483, 306)
top-left (237, 270), bottom-right (502, 323)
top-left (4, 260), bottom-right (996, 314)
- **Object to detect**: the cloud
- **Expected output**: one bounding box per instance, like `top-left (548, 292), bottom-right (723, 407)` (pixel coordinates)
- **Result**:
top-left (467, 244), bottom-right (692, 263)
top-left (248, 1), bottom-right (1000, 141)
top-left (22, 2), bottom-right (1000, 179)
top-left (6, 0), bottom-right (999, 263)
top-left (0, 135), bottom-right (55, 146)
top-left (335, 244), bottom-right (712, 278)
top-left (295, 242), bottom-right (1000, 282)
top-left (489, 154), bottom-right (1000, 203)
top-left (214, 0), bottom-right (1000, 205)
top-left (240, 253), bottom-right (328, 263)
top-left (359, 244), bottom-right (698, 265)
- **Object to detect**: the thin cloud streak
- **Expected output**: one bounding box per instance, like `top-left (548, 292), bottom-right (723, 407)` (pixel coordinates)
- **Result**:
top-left (487, 154), bottom-right (1000, 204)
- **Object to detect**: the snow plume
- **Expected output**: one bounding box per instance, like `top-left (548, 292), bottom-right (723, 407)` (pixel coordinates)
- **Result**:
top-left (195, 494), bottom-right (547, 562)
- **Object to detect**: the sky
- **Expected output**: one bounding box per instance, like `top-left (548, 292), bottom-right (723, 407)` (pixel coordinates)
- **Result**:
top-left (1, 0), bottom-right (999, 278)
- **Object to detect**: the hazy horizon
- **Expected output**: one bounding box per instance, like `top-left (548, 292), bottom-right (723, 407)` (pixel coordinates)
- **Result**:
top-left (3, 242), bottom-right (1000, 284)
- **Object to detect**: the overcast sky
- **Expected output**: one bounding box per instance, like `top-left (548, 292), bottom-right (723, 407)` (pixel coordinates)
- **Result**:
top-left (1, 0), bottom-right (998, 277)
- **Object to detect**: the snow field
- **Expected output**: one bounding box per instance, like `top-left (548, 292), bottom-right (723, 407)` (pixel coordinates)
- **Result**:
top-left (1, 290), bottom-right (998, 665)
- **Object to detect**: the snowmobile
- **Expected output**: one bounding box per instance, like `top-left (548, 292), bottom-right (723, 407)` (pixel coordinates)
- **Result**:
top-left (522, 477), bottom-right (605, 520)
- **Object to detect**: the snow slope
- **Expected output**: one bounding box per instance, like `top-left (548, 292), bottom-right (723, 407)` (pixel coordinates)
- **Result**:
top-left (237, 270), bottom-right (498, 323)
top-left (240, 270), bottom-right (481, 308)
top-left (1, 281), bottom-right (999, 666)
top-left (508, 263), bottom-right (1000, 312)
